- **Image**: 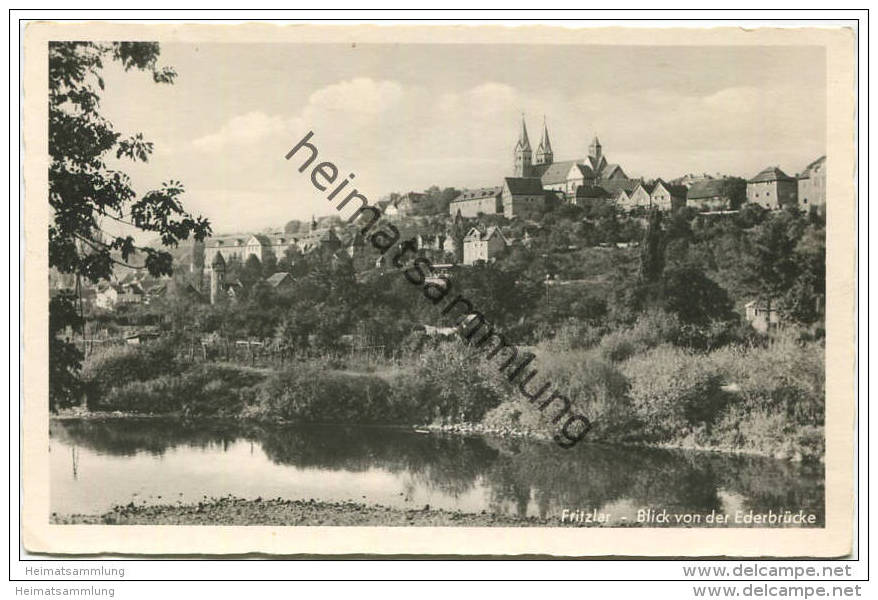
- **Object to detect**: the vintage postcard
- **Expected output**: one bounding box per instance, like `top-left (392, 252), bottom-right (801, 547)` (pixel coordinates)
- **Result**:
top-left (21, 22), bottom-right (856, 556)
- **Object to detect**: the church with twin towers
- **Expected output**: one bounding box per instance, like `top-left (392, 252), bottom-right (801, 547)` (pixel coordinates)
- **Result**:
top-left (512, 115), bottom-right (631, 197)
top-left (448, 115), bottom-right (635, 219)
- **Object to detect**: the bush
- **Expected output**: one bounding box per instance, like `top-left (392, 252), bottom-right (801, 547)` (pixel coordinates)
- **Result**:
top-left (619, 330), bottom-right (824, 460)
top-left (536, 349), bottom-right (636, 439)
top-left (254, 365), bottom-right (395, 423)
top-left (709, 330), bottom-right (824, 427)
top-left (81, 339), bottom-right (180, 405)
top-left (482, 347), bottom-right (634, 440)
top-left (90, 364), bottom-right (264, 416)
top-left (674, 319), bottom-right (761, 352)
top-left (706, 331), bottom-right (825, 460)
top-left (383, 374), bottom-right (432, 423)
top-left (599, 309), bottom-right (681, 362)
top-left (416, 342), bottom-right (508, 423)
top-left (97, 375), bottom-right (184, 414)
top-left (537, 320), bottom-right (607, 353)
top-left (622, 344), bottom-right (731, 442)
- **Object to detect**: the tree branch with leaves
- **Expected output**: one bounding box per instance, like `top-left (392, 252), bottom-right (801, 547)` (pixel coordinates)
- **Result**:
top-left (48, 41), bottom-right (211, 410)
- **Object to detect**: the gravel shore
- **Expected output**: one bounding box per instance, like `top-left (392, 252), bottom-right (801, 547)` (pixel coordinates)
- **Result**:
top-left (53, 496), bottom-right (564, 527)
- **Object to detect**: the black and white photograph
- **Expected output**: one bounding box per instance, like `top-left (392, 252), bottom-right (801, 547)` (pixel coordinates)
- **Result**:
top-left (20, 20), bottom-right (857, 558)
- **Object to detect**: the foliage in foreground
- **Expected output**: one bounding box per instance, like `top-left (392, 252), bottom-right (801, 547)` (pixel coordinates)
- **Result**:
top-left (77, 315), bottom-right (824, 461)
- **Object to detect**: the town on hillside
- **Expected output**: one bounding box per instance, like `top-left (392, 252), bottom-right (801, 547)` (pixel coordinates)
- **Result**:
top-left (56, 115), bottom-right (826, 340)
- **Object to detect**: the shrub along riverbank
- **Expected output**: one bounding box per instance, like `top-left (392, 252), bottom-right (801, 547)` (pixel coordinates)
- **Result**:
top-left (77, 318), bottom-right (824, 462)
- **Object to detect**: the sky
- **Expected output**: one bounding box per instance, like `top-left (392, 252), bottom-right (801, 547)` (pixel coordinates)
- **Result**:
top-left (97, 42), bottom-right (826, 236)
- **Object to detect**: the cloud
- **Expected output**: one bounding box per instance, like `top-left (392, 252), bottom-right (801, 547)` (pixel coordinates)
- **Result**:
top-left (191, 111), bottom-right (293, 151)
top-left (177, 76), bottom-right (824, 232)
top-left (306, 77), bottom-right (405, 115)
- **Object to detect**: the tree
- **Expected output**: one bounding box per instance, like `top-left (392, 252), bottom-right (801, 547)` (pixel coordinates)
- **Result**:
top-left (735, 202), bottom-right (767, 229)
top-left (662, 265), bottom-right (734, 325)
top-left (596, 206), bottom-right (620, 245)
top-left (742, 210), bottom-right (805, 313)
top-left (240, 254), bottom-right (264, 289)
top-left (284, 219), bottom-right (305, 234)
top-left (48, 292), bottom-right (84, 407)
top-left (261, 253), bottom-right (278, 278)
top-left (720, 177), bottom-right (748, 210)
top-left (664, 208), bottom-right (695, 266)
top-left (48, 42), bottom-right (210, 410)
top-left (639, 208), bottom-right (665, 283)
top-left (784, 224), bottom-right (826, 324)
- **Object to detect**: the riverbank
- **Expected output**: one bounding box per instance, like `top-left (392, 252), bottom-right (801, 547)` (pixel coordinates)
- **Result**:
top-left (53, 496), bottom-right (560, 527)
top-left (70, 331), bottom-right (825, 464)
top-left (49, 411), bottom-right (817, 463)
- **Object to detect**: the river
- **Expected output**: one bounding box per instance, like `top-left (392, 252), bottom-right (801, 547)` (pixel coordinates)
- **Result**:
top-left (50, 418), bottom-right (824, 526)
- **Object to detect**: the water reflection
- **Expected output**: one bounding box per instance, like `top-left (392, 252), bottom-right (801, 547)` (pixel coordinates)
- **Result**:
top-left (50, 418), bottom-right (824, 526)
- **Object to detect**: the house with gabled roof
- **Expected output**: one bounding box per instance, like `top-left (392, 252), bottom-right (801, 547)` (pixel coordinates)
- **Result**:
top-left (376, 199), bottom-right (393, 214)
top-left (265, 272), bottom-right (294, 289)
top-left (619, 182), bottom-right (655, 211)
top-left (94, 282), bottom-right (119, 310)
top-left (462, 226), bottom-right (509, 265)
top-left (297, 227), bottom-right (342, 254)
top-left (687, 178), bottom-right (734, 211)
top-left (395, 192), bottom-right (427, 216)
top-left (650, 180), bottom-right (688, 211)
top-left (573, 184), bottom-right (612, 207)
top-left (596, 179), bottom-right (642, 210)
top-left (747, 166), bottom-right (798, 210)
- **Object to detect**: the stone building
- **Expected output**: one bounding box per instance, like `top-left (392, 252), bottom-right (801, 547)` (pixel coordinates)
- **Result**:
top-left (746, 166), bottom-right (798, 210)
top-left (797, 155), bottom-right (826, 212)
top-left (447, 186), bottom-right (503, 218)
top-left (502, 177), bottom-right (545, 219)
top-left (462, 226), bottom-right (509, 265)
top-left (205, 233), bottom-right (294, 270)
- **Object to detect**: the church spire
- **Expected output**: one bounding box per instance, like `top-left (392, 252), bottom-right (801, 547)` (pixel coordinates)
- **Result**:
top-left (589, 134), bottom-right (602, 160)
top-left (535, 116), bottom-right (554, 166)
top-left (514, 114), bottom-right (533, 177)
top-left (515, 114), bottom-right (531, 151)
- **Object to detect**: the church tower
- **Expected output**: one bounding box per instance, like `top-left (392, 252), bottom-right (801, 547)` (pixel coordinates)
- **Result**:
top-left (210, 252), bottom-right (226, 305)
top-left (514, 115), bottom-right (532, 177)
top-left (588, 135), bottom-right (602, 162)
top-left (534, 117), bottom-right (554, 166)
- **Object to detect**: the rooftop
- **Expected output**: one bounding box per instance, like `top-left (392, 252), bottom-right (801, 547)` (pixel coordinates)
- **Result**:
top-left (749, 166), bottom-right (796, 183)
top-left (451, 186), bottom-right (503, 202)
top-left (504, 177), bottom-right (545, 195)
